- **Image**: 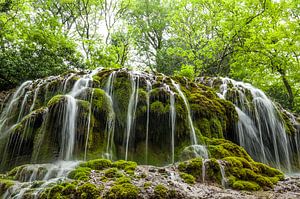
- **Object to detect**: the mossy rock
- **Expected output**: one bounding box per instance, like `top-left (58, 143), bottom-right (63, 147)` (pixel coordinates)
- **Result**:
top-left (113, 160), bottom-right (137, 171)
top-left (115, 176), bottom-right (132, 185)
top-left (223, 157), bottom-right (284, 190)
top-left (232, 180), bottom-right (260, 191)
top-left (0, 179), bottom-right (15, 196)
top-left (206, 138), bottom-right (253, 162)
top-left (47, 95), bottom-right (65, 107)
top-left (178, 158), bottom-right (203, 180)
top-left (106, 183), bottom-right (139, 199)
top-left (80, 159), bottom-right (112, 170)
top-left (68, 167), bottom-right (91, 181)
top-left (179, 172), bottom-right (195, 184)
top-left (77, 183), bottom-right (101, 199)
top-left (104, 168), bottom-right (123, 178)
top-left (154, 184), bottom-right (169, 199)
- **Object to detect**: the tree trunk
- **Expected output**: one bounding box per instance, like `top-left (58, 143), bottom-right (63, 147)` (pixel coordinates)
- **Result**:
top-left (278, 69), bottom-right (294, 109)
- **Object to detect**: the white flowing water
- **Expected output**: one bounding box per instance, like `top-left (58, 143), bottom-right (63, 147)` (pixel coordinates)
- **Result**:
top-left (145, 80), bottom-right (152, 164)
top-left (29, 80), bottom-right (44, 112)
top-left (63, 73), bottom-right (76, 93)
top-left (3, 161), bottom-right (79, 199)
top-left (0, 81), bottom-right (32, 137)
top-left (104, 72), bottom-right (117, 159)
top-left (17, 93), bottom-right (29, 123)
top-left (202, 159), bottom-right (208, 183)
top-left (125, 73), bottom-right (139, 160)
top-left (63, 68), bottom-right (99, 160)
top-left (170, 92), bottom-right (176, 164)
top-left (203, 77), bottom-right (293, 172)
top-left (84, 89), bottom-right (94, 161)
top-left (60, 95), bottom-right (77, 160)
top-left (164, 83), bottom-right (176, 164)
top-left (171, 80), bottom-right (197, 145)
top-left (235, 107), bottom-right (266, 162)
top-left (217, 160), bottom-right (227, 188)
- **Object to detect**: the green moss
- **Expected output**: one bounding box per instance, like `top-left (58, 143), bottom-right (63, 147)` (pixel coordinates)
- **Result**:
top-left (206, 138), bottom-right (253, 162)
top-left (223, 157), bottom-right (284, 190)
top-left (47, 95), bottom-right (65, 107)
top-left (205, 158), bottom-right (222, 183)
top-left (7, 165), bottom-right (25, 178)
top-left (150, 101), bottom-right (168, 114)
top-left (178, 158), bottom-right (203, 179)
top-left (80, 159), bottom-right (112, 170)
top-left (62, 183), bottom-right (77, 195)
top-left (154, 184), bottom-right (169, 199)
top-left (107, 183), bottom-right (139, 199)
top-left (92, 75), bottom-right (101, 85)
top-left (115, 176), bottom-right (131, 185)
top-left (77, 100), bottom-right (90, 111)
top-left (113, 160), bottom-right (137, 170)
top-left (68, 167), bottom-right (91, 181)
top-left (254, 162), bottom-right (284, 180)
top-left (91, 88), bottom-right (107, 111)
top-left (232, 180), bottom-right (260, 191)
top-left (77, 183), bottom-right (100, 199)
top-left (47, 185), bottom-right (64, 198)
top-left (144, 182), bottom-right (152, 189)
top-left (179, 172), bottom-right (195, 184)
top-left (104, 168), bottom-right (123, 178)
top-left (0, 179), bottom-right (15, 195)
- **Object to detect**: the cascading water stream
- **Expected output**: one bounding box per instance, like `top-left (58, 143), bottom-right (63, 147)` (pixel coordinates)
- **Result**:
top-left (170, 92), bottom-right (176, 164)
top-left (145, 80), bottom-right (152, 164)
top-left (200, 77), bottom-right (295, 171)
top-left (29, 80), bottom-right (44, 112)
top-left (16, 92), bottom-right (30, 123)
top-left (84, 90), bottom-right (94, 161)
top-left (125, 73), bottom-right (139, 161)
top-left (171, 79), bottom-right (209, 159)
top-left (202, 159), bottom-right (207, 183)
top-left (171, 80), bottom-right (197, 145)
top-left (60, 95), bottom-right (77, 160)
top-left (0, 81), bottom-right (32, 137)
top-left (3, 161), bottom-right (79, 199)
top-left (104, 71), bottom-right (117, 159)
top-left (217, 160), bottom-right (227, 188)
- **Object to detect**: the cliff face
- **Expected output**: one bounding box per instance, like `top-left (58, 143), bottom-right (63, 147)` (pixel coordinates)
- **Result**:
top-left (0, 68), bottom-right (300, 198)
top-left (0, 68), bottom-right (238, 171)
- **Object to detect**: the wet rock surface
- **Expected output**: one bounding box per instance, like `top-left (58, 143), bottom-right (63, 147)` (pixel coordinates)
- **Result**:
top-left (89, 164), bottom-right (300, 199)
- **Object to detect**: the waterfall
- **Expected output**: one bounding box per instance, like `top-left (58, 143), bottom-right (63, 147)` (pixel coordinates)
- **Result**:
top-left (29, 80), bottom-right (43, 112)
top-left (84, 89), bottom-right (94, 161)
top-left (145, 80), bottom-right (152, 164)
top-left (202, 159), bottom-right (207, 183)
top-left (125, 73), bottom-right (139, 161)
top-left (170, 92), bottom-right (176, 164)
top-left (60, 95), bottom-right (77, 160)
top-left (0, 81), bottom-right (32, 137)
top-left (3, 161), bottom-right (79, 199)
top-left (16, 92), bottom-right (30, 122)
top-left (200, 77), bottom-right (294, 171)
top-left (104, 71), bottom-right (117, 160)
top-left (171, 80), bottom-right (197, 145)
top-left (217, 160), bottom-right (227, 188)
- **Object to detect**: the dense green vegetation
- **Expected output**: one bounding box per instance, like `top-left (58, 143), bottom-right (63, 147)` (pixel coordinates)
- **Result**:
top-left (0, 0), bottom-right (299, 112)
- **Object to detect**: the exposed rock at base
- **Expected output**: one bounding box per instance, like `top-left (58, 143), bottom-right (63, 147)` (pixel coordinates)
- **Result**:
top-left (0, 158), bottom-right (297, 199)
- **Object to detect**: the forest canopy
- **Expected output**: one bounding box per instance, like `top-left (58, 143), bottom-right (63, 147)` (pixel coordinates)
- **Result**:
top-left (0, 0), bottom-right (299, 112)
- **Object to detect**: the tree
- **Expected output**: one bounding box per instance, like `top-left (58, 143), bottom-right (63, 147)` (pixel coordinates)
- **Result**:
top-left (0, 0), bottom-right (81, 90)
top-left (124, 0), bottom-right (172, 72)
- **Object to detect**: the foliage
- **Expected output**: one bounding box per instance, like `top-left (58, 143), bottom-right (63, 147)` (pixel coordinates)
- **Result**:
top-left (0, 0), bottom-right (299, 112)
